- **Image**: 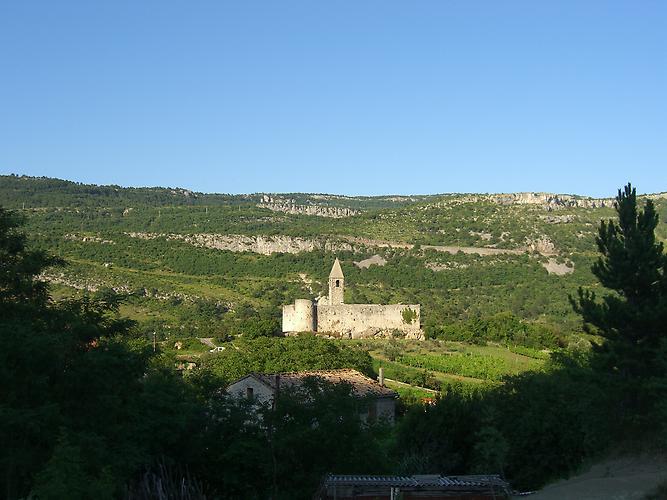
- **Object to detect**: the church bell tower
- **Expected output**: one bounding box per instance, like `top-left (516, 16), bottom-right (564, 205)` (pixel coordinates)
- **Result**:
top-left (328, 258), bottom-right (344, 305)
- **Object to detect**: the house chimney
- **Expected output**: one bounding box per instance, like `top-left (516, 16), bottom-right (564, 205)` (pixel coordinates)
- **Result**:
top-left (378, 367), bottom-right (384, 387)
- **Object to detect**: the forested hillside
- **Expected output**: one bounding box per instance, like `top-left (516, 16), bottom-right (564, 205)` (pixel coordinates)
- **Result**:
top-left (2, 174), bottom-right (666, 346)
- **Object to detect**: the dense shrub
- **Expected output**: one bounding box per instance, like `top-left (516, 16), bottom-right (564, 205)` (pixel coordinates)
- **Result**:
top-left (395, 352), bottom-right (618, 490)
top-left (428, 312), bottom-right (564, 349)
top-left (199, 335), bottom-right (374, 384)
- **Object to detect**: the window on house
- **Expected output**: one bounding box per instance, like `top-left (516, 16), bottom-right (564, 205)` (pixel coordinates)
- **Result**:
top-left (336, 280), bottom-right (340, 287)
top-left (246, 387), bottom-right (254, 400)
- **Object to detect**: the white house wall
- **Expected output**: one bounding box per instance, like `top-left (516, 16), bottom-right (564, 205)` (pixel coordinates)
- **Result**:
top-left (226, 377), bottom-right (275, 406)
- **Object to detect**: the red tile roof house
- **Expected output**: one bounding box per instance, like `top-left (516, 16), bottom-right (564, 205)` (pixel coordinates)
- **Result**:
top-left (225, 369), bottom-right (398, 424)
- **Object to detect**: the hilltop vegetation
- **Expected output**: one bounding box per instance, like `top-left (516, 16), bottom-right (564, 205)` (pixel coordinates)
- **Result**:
top-left (5, 174), bottom-right (666, 349)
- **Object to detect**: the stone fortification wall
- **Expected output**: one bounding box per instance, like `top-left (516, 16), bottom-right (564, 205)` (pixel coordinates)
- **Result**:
top-left (282, 299), bottom-right (316, 333)
top-left (316, 304), bottom-right (420, 337)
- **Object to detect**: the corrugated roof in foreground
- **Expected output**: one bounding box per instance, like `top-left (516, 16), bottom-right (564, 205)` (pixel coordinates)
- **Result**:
top-left (324, 473), bottom-right (510, 489)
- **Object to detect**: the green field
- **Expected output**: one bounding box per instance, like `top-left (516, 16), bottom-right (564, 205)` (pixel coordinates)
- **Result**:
top-left (361, 339), bottom-right (545, 393)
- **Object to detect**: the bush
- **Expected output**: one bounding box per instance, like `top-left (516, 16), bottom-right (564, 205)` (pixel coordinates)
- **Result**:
top-left (430, 312), bottom-right (563, 349)
top-left (200, 335), bottom-right (374, 384)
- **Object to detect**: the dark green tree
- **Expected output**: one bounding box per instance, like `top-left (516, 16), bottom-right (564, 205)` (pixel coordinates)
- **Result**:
top-left (0, 208), bottom-right (204, 498)
top-left (263, 378), bottom-right (388, 499)
top-left (572, 184), bottom-right (667, 379)
top-left (0, 207), bottom-right (62, 308)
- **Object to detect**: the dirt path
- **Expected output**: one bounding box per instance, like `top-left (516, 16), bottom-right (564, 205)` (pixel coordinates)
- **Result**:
top-left (198, 337), bottom-right (216, 348)
top-left (370, 352), bottom-right (488, 384)
top-left (383, 377), bottom-right (439, 394)
top-left (354, 254), bottom-right (388, 268)
top-left (421, 244), bottom-right (524, 256)
top-left (542, 258), bottom-right (575, 275)
top-left (524, 454), bottom-right (667, 500)
top-left (342, 236), bottom-right (526, 256)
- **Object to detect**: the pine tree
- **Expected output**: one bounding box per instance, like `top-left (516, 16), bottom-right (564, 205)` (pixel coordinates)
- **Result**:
top-left (572, 183), bottom-right (667, 379)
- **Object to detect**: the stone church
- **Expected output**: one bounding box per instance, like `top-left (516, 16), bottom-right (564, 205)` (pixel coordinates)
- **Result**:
top-left (282, 258), bottom-right (422, 339)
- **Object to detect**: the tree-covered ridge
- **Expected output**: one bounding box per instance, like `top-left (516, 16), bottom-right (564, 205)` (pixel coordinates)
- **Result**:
top-left (0, 174), bottom-right (246, 207)
top-left (4, 174), bottom-right (666, 248)
top-left (0, 174), bottom-right (437, 210)
top-left (1, 175), bottom-right (666, 345)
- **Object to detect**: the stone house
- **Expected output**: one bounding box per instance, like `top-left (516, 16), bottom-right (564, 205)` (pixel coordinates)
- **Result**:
top-left (225, 368), bottom-right (398, 424)
top-left (282, 259), bottom-right (423, 339)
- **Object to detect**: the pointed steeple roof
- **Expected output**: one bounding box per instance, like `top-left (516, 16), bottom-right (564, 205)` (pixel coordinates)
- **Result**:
top-left (329, 258), bottom-right (344, 279)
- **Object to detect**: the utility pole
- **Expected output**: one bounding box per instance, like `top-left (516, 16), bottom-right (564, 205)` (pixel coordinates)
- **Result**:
top-left (153, 332), bottom-right (156, 353)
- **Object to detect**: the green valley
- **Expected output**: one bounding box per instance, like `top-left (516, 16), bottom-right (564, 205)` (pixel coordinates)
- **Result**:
top-left (6, 174), bottom-right (666, 349)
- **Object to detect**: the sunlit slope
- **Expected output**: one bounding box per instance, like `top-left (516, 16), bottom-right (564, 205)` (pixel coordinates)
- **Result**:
top-left (2, 175), bottom-right (665, 338)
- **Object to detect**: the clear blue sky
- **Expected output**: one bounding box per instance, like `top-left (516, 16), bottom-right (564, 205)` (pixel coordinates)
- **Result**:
top-left (1, 1), bottom-right (665, 197)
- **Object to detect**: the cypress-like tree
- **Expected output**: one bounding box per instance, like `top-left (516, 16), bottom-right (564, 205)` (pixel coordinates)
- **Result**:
top-left (572, 183), bottom-right (667, 379)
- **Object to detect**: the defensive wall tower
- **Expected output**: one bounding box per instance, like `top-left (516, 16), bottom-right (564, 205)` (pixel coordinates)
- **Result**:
top-left (282, 298), bottom-right (315, 333)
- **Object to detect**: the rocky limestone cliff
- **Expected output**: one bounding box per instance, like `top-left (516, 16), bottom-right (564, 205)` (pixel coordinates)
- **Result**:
top-left (433, 193), bottom-right (615, 210)
top-left (525, 236), bottom-right (558, 255)
top-left (126, 232), bottom-right (355, 255)
top-left (180, 233), bottom-right (356, 255)
top-left (487, 192), bottom-right (614, 209)
top-left (257, 195), bottom-right (361, 218)
top-left (65, 233), bottom-right (115, 244)
top-left (126, 232), bottom-right (557, 256)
